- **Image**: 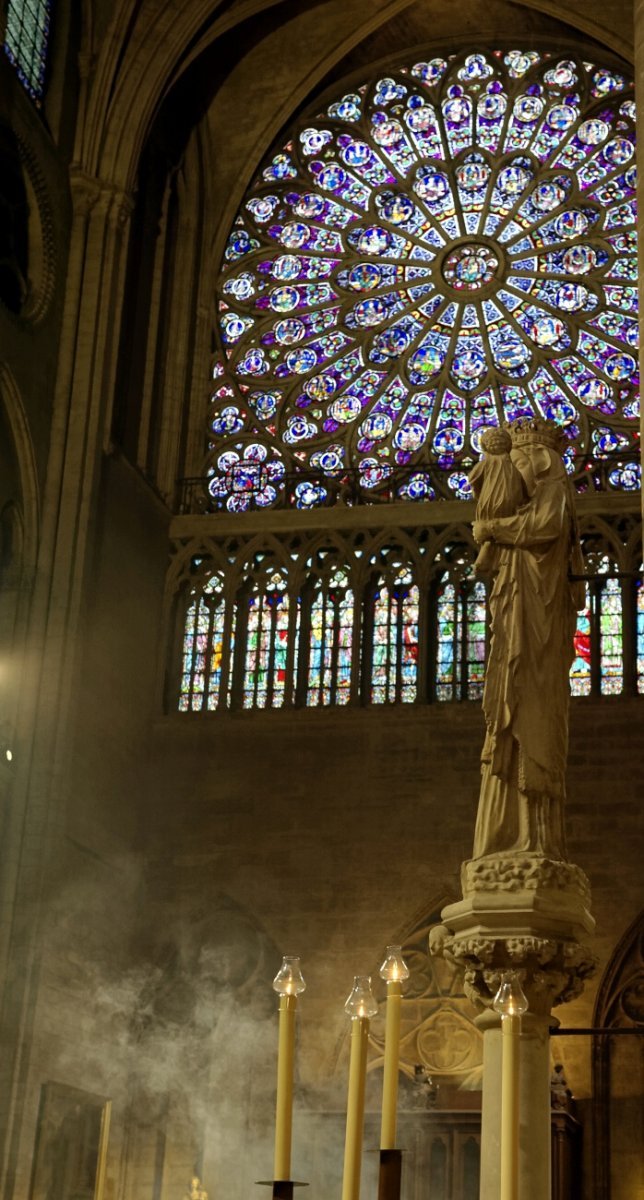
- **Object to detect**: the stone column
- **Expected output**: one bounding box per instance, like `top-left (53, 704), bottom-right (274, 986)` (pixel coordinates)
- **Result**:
top-left (431, 855), bottom-right (596, 1200)
top-left (0, 170), bottom-right (134, 1199)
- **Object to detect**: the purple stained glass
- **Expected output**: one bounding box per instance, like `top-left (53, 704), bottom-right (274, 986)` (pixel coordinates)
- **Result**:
top-left (209, 49), bottom-right (639, 507)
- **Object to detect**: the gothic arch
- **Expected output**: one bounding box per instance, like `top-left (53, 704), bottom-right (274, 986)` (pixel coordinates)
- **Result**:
top-left (0, 362), bottom-right (39, 571)
top-left (591, 909), bottom-right (644, 1200)
top-left (79, 0), bottom-right (421, 193)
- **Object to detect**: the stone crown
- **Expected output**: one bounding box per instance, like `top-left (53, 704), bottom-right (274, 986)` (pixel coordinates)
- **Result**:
top-left (509, 416), bottom-right (566, 452)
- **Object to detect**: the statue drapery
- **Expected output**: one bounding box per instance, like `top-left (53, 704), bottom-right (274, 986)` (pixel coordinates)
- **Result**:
top-left (470, 419), bottom-right (585, 860)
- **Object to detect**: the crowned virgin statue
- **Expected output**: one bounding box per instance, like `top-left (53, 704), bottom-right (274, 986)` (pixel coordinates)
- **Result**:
top-left (470, 417), bottom-right (585, 861)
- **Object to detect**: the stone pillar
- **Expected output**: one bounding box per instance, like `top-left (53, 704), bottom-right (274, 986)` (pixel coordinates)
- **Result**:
top-left (0, 169), bottom-right (134, 1199)
top-left (431, 855), bottom-right (596, 1200)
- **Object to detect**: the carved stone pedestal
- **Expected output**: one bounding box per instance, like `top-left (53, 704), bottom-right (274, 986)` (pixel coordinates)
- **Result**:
top-left (431, 854), bottom-right (596, 1200)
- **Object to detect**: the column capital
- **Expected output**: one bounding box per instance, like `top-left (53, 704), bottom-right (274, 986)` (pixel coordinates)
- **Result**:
top-left (69, 167), bottom-right (135, 225)
top-left (430, 855), bottom-right (597, 1017)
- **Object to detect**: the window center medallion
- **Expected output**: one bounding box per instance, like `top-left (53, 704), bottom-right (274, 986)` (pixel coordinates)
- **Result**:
top-left (441, 242), bottom-right (501, 291)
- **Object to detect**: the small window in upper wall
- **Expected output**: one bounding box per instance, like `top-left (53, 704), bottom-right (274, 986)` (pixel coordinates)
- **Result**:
top-left (3, 0), bottom-right (51, 102)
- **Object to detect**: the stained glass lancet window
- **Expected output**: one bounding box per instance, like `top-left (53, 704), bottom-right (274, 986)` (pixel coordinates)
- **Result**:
top-left (3, 0), bottom-right (51, 101)
top-left (206, 50), bottom-right (640, 512)
top-left (434, 557), bottom-right (486, 701)
top-left (241, 562), bottom-right (295, 708)
top-left (637, 574), bottom-right (644, 695)
top-left (370, 565), bottom-right (419, 703)
top-left (570, 583), bottom-right (592, 696)
top-left (598, 571), bottom-right (623, 695)
top-left (179, 572), bottom-right (230, 711)
top-left (304, 561), bottom-right (354, 705)
top-left (570, 556), bottom-right (625, 696)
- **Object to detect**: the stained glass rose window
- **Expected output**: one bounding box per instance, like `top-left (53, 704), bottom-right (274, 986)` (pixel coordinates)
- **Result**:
top-left (208, 49), bottom-right (639, 510)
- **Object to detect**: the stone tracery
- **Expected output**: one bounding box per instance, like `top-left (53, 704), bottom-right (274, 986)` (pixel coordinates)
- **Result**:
top-left (204, 48), bottom-right (640, 512)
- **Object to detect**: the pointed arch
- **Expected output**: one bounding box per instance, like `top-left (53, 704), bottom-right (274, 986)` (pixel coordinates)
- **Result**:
top-left (0, 363), bottom-right (39, 572)
top-left (591, 909), bottom-right (644, 1200)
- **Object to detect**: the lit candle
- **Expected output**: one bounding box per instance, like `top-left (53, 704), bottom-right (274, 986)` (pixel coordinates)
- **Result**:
top-left (342, 976), bottom-right (378, 1200)
top-left (378, 946), bottom-right (410, 1150)
top-left (272, 956), bottom-right (306, 1182)
top-left (493, 971), bottom-right (529, 1200)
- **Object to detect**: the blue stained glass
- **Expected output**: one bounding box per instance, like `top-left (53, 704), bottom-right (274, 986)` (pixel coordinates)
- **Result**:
top-left (243, 572), bottom-right (293, 708)
top-left (179, 575), bottom-right (231, 712)
top-left (371, 570), bottom-right (419, 703)
top-left (570, 586), bottom-right (591, 697)
top-left (307, 569), bottom-right (354, 704)
top-left (637, 578), bottom-right (644, 694)
top-left (435, 571), bottom-right (485, 700)
top-left (210, 49), bottom-right (641, 508)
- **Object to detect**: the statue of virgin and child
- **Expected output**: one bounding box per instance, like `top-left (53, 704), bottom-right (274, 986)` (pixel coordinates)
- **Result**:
top-left (469, 418), bottom-right (585, 863)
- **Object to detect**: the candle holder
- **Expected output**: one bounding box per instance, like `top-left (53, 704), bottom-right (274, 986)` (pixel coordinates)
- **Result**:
top-left (257, 957), bottom-right (308, 1200)
top-left (342, 976), bottom-right (378, 1200)
top-left (377, 947), bottom-right (410, 1200)
top-left (493, 971), bottom-right (529, 1200)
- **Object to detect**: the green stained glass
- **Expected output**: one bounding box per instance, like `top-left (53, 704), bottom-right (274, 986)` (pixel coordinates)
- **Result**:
top-left (436, 581), bottom-right (460, 700)
top-left (599, 576), bottom-right (623, 695)
top-left (4, 0), bottom-right (51, 101)
top-left (570, 585), bottom-right (592, 697)
top-left (466, 581), bottom-right (487, 698)
top-left (370, 569), bottom-right (419, 703)
top-left (178, 574), bottom-right (230, 711)
top-left (307, 568), bottom-right (354, 705)
top-left (243, 571), bottom-right (292, 708)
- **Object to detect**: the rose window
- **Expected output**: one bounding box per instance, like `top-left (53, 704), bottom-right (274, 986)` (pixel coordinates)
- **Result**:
top-left (207, 49), bottom-right (640, 510)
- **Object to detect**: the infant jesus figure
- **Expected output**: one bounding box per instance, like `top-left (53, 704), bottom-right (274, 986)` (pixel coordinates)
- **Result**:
top-left (468, 426), bottom-right (526, 579)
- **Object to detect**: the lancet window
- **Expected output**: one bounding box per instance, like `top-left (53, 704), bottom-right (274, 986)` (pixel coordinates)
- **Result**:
top-left (570, 582), bottom-right (592, 698)
top-left (173, 532), bottom-right (642, 713)
top-left (433, 550), bottom-right (487, 702)
top-left (571, 550), bottom-right (626, 696)
top-left (3, 0), bottom-right (51, 101)
top-left (368, 561), bottom-right (420, 704)
top-left (598, 570), bottom-right (623, 696)
top-left (301, 555), bottom-right (354, 706)
top-left (178, 570), bottom-right (231, 711)
top-left (239, 559), bottom-right (294, 709)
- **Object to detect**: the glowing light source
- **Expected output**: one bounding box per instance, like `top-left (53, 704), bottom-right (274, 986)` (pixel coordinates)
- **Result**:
top-left (272, 956), bottom-right (305, 1181)
top-left (342, 976), bottom-right (377, 1200)
top-left (492, 972), bottom-right (528, 1200)
top-left (344, 975), bottom-right (378, 1019)
top-left (379, 945), bottom-right (410, 984)
top-left (492, 971), bottom-right (529, 1017)
top-left (273, 956), bottom-right (307, 996)
top-left (379, 947), bottom-right (409, 1151)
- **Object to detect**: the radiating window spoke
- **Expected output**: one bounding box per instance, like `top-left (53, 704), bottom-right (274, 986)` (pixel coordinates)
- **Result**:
top-left (206, 50), bottom-right (639, 512)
